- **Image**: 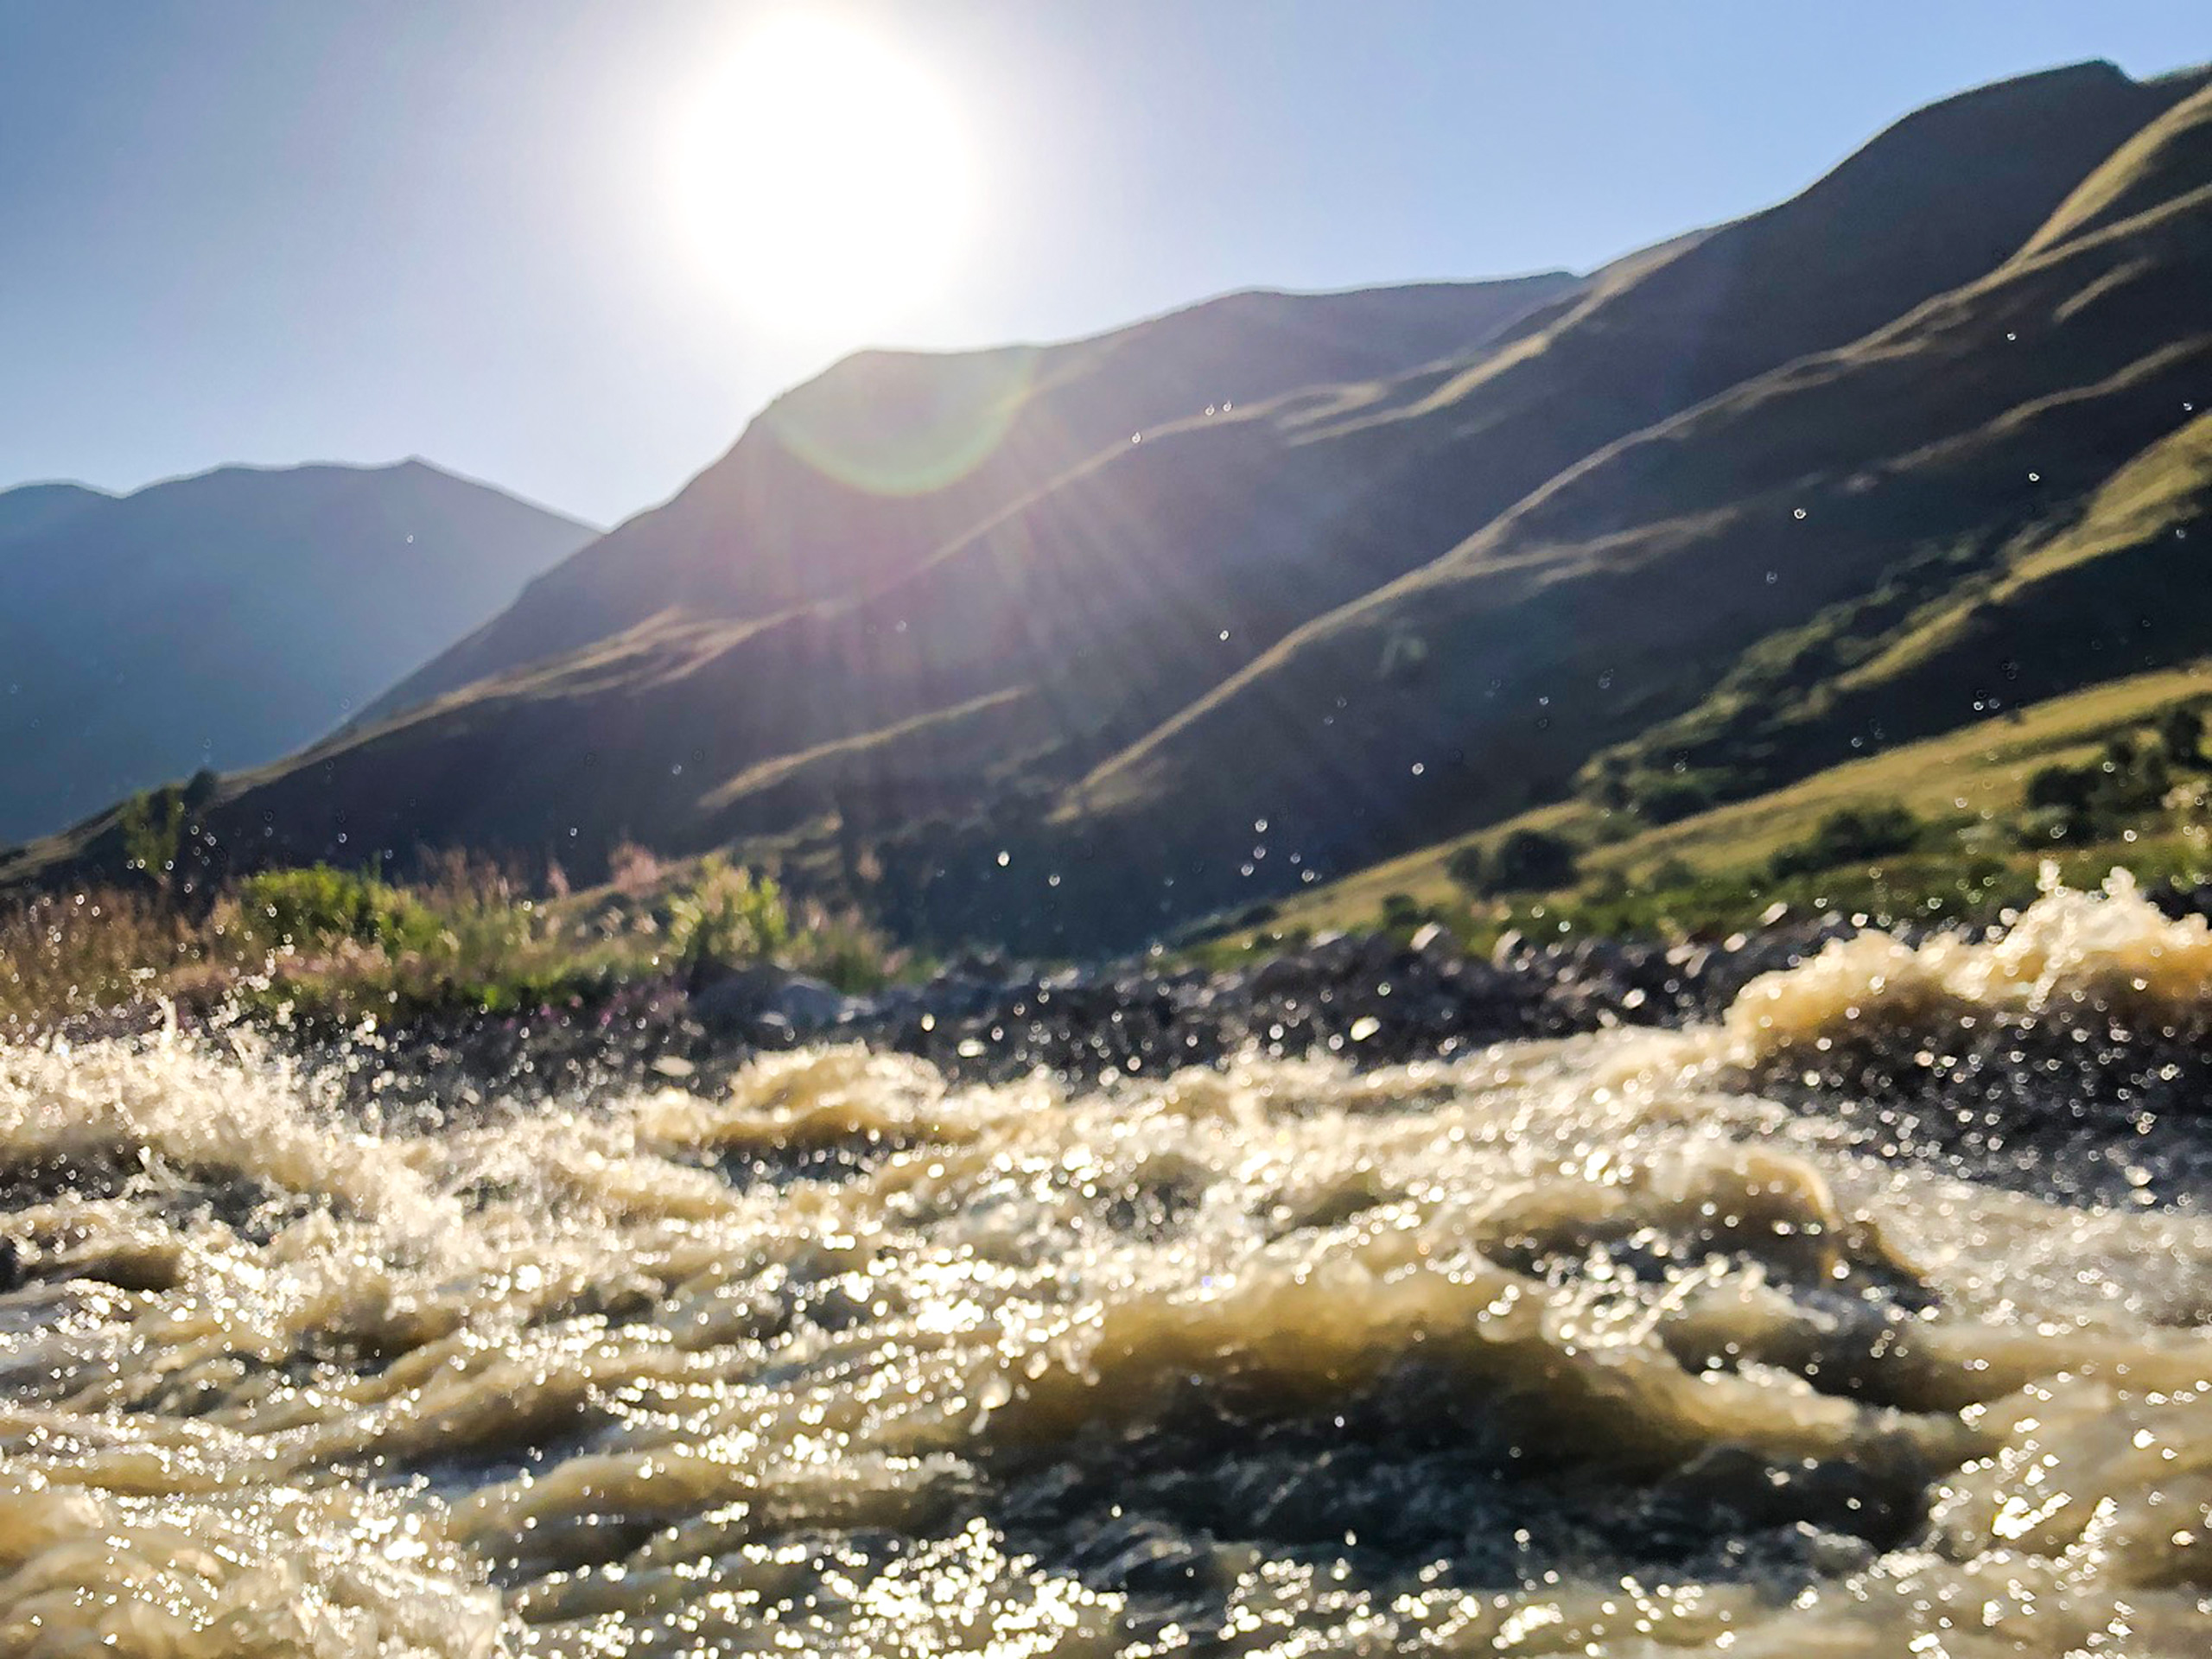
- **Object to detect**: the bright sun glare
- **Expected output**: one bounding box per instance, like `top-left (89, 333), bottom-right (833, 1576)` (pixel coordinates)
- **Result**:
top-left (674, 14), bottom-right (977, 329)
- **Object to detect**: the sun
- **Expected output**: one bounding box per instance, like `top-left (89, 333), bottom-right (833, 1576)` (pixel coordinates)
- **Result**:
top-left (673, 14), bottom-right (977, 330)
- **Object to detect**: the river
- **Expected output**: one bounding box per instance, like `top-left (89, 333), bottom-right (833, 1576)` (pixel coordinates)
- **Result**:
top-left (3, 874), bottom-right (2210, 1655)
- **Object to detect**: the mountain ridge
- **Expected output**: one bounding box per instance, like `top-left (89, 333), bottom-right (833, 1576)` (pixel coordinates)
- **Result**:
top-left (368, 274), bottom-right (1581, 718)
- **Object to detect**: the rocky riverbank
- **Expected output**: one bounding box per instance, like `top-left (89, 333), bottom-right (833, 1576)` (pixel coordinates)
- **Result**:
top-left (55, 880), bottom-right (2212, 1163)
top-left (267, 914), bottom-right (1878, 1130)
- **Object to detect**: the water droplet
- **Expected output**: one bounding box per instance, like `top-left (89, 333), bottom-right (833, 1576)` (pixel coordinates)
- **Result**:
top-left (1793, 507), bottom-right (1808, 520)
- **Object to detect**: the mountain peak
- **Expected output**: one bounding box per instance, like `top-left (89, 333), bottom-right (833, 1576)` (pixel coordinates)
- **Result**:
top-left (0, 481), bottom-right (112, 547)
top-left (0, 464), bottom-right (597, 842)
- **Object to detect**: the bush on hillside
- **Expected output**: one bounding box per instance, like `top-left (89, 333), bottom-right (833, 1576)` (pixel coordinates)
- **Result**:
top-left (1768, 803), bottom-right (1923, 880)
top-left (668, 855), bottom-right (791, 982)
top-left (1443, 843), bottom-right (1487, 893)
top-left (1380, 892), bottom-right (1426, 931)
top-left (2019, 729), bottom-right (2183, 844)
top-left (1624, 769), bottom-right (1743, 825)
top-left (1484, 829), bottom-right (1580, 894)
top-left (2162, 703), bottom-right (2205, 767)
top-left (234, 865), bottom-right (442, 955)
top-left (118, 786), bottom-right (188, 887)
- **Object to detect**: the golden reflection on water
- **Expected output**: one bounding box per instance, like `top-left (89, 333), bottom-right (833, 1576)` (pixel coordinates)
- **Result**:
top-left (2, 880), bottom-right (2212, 1654)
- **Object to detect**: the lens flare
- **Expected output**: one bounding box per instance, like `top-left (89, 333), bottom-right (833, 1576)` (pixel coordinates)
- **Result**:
top-left (764, 345), bottom-right (1038, 496)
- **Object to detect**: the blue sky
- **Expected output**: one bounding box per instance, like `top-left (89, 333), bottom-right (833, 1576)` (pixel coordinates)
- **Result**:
top-left (3, 0), bottom-right (2205, 526)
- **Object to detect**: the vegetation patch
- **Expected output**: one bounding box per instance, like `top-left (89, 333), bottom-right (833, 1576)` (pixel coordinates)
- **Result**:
top-left (0, 845), bottom-right (906, 1037)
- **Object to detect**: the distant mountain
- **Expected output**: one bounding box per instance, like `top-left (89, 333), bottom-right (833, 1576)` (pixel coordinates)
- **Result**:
top-left (0, 461), bottom-right (594, 842)
top-left (10, 61), bottom-right (2211, 955)
top-left (0, 482), bottom-right (108, 545)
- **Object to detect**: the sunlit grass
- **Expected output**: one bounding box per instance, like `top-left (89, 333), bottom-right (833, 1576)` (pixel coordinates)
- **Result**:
top-left (1236, 664), bottom-right (2212, 951)
top-left (0, 848), bottom-right (906, 1036)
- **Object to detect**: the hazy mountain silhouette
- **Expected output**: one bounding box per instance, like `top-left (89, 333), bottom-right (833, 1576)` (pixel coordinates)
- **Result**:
top-left (0, 482), bottom-right (109, 546)
top-left (11, 61), bottom-right (2211, 954)
top-left (0, 461), bottom-right (594, 842)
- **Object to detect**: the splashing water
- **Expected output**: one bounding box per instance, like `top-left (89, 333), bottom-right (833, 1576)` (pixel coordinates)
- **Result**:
top-left (5, 881), bottom-right (2212, 1655)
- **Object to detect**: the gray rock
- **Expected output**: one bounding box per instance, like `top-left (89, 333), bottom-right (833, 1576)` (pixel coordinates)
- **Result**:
top-left (773, 975), bottom-right (860, 1032)
top-left (690, 967), bottom-right (863, 1037)
top-left (688, 965), bottom-right (786, 1034)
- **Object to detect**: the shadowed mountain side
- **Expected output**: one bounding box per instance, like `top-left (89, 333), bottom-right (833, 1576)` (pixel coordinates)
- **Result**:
top-left (0, 461), bottom-right (595, 842)
top-left (1596, 399), bottom-right (2212, 808)
top-left (1261, 61), bottom-right (2209, 520)
top-left (368, 276), bottom-right (1580, 717)
top-left (1052, 81), bottom-right (2212, 943)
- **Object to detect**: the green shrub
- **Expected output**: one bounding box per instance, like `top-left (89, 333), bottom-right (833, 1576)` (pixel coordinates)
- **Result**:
top-left (2025, 764), bottom-right (2095, 813)
top-left (118, 787), bottom-right (187, 887)
top-left (2163, 704), bottom-right (2206, 767)
top-left (1484, 829), bottom-right (1580, 894)
top-left (1625, 770), bottom-right (1732, 825)
top-left (236, 866), bottom-right (440, 954)
top-left (667, 855), bottom-right (791, 981)
top-left (1443, 843), bottom-right (1486, 893)
top-left (1380, 892), bottom-right (1425, 931)
top-left (1769, 803), bottom-right (1923, 880)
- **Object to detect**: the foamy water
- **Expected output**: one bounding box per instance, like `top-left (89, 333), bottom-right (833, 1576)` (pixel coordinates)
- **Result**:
top-left (5, 880), bottom-right (2212, 1655)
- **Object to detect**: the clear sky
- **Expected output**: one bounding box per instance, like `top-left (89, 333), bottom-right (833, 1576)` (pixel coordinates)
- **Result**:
top-left (3, 0), bottom-right (2205, 526)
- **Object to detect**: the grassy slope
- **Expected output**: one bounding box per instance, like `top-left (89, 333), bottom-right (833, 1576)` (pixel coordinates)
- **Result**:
top-left (1577, 83), bottom-right (2212, 805)
top-left (1260, 664), bottom-right (2212, 940)
top-left (1577, 404), bottom-right (2212, 812)
top-left (1847, 410), bottom-right (2212, 686)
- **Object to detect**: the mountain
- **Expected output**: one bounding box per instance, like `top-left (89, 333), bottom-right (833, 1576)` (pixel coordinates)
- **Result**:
top-left (1063, 70), bottom-right (2212, 932)
top-left (0, 482), bottom-right (109, 546)
top-left (9, 61), bottom-right (2210, 955)
top-left (0, 461), bottom-right (594, 842)
top-left (367, 275), bottom-right (1580, 715)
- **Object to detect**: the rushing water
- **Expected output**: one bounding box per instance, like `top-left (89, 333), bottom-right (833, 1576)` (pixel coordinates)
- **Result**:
top-left (6, 878), bottom-right (2212, 1656)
